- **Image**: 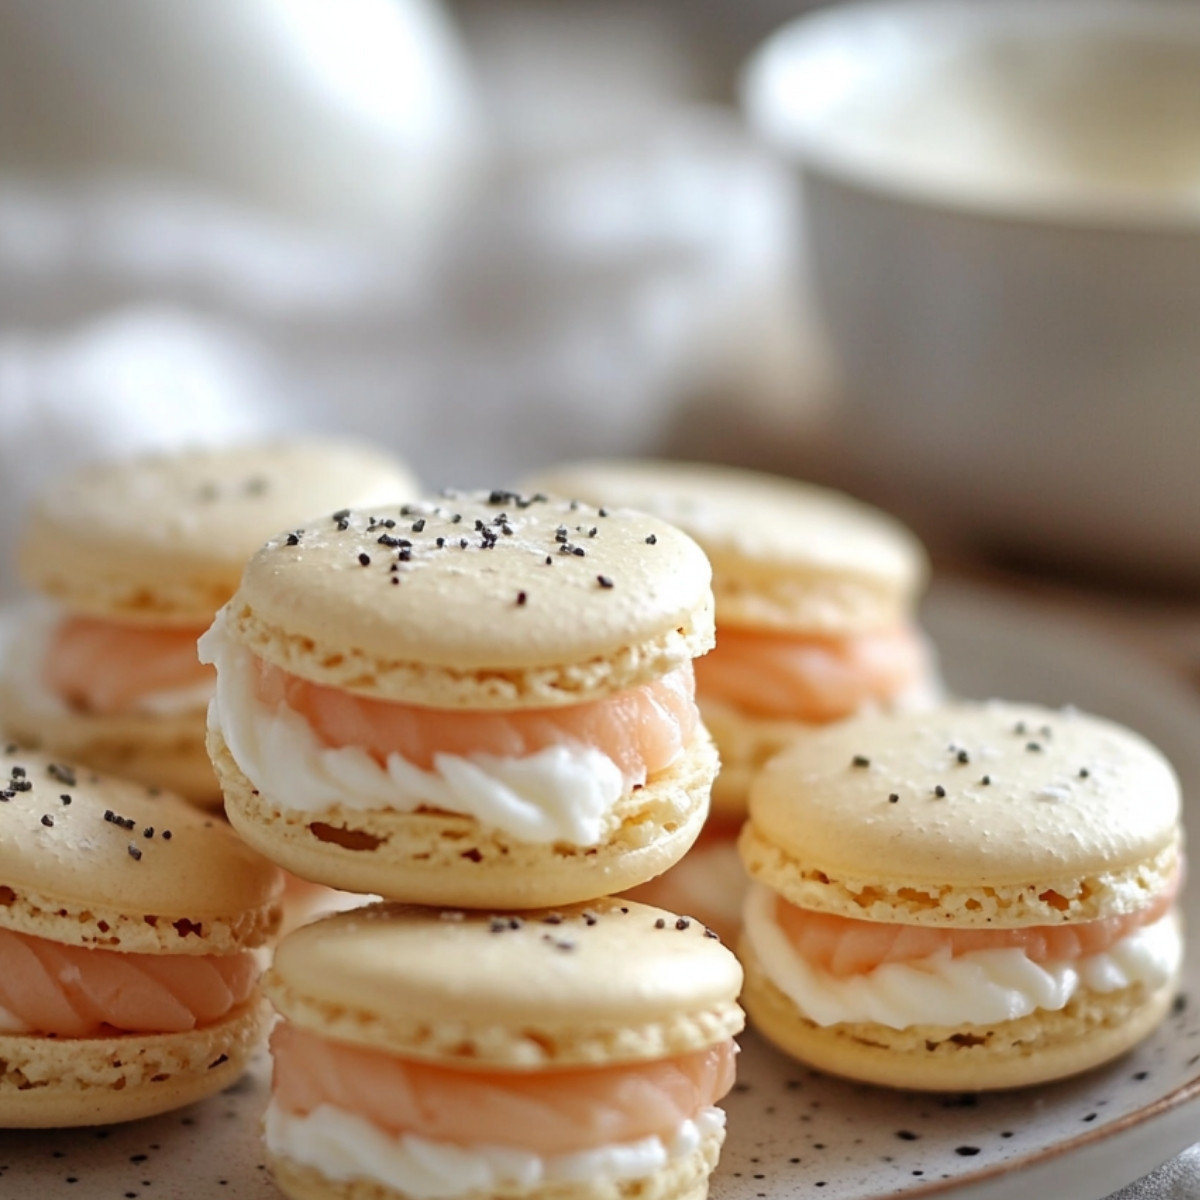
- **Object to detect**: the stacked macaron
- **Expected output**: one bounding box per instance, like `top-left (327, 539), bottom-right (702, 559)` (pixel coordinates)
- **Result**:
top-left (201, 488), bottom-right (721, 907)
top-left (0, 744), bottom-right (283, 1127)
top-left (196, 487), bottom-right (747, 1199)
top-left (263, 900), bottom-right (743, 1200)
top-left (738, 701), bottom-right (1184, 1090)
top-left (521, 460), bottom-right (939, 940)
top-left (0, 439), bottom-right (417, 808)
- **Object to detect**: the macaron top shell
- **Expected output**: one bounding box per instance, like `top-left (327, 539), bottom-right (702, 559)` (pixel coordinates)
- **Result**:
top-left (0, 746), bottom-right (283, 955)
top-left (20, 440), bottom-right (418, 624)
top-left (267, 898), bottom-right (745, 1068)
top-left (521, 460), bottom-right (927, 633)
top-left (742, 701), bottom-right (1182, 927)
top-left (223, 490), bottom-right (715, 708)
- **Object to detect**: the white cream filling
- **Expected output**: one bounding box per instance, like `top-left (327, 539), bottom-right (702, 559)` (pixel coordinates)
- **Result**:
top-left (3, 601), bottom-right (212, 718)
top-left (198, 612), bottom-right (635, 846)
top-left (264, 1102), bottom-right (724, 1200)
top-left (743, 883), bottom-right (1182, 1030)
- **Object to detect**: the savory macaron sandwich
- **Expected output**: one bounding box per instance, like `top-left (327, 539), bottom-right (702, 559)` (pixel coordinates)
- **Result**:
top-left (201, 489), bottom-right (719, 908)
top-left (0, 744), bottom-right (284, 1126)
top-left (263, 899), bottom-right (744, 1200)
top-left (738, 701), bottom-right (1185, 1090)
top-left (0, 440), bottom-right (417, 807)
top-left (522, 460), bottom-right (938, 937)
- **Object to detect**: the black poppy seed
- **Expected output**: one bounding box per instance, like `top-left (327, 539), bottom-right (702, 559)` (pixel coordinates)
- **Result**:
top-left (10, 780), bottom-right (30, 792)
top-left (675, 917), bottom-right (691, 930)
top-left (460, 539), bottom-right (468, 549)
top-left (399, 549), bottom-right (412, 561)
top-left (583, 911), bottom-right (598, 926)
top-left (956, 750), bottom-right (970, 764)
top-left (391, 577), bottom-right (400, 586)
top-left (555, 526), bottom-right (568, 543)
top-left (1026, 742), bottom-right (1042, 753)
top-left (569, 499), bottom-right (580, 509)
top-left (704, 928), bottom-right (720, 939)
top-left (543, 913), bottom-right (563, 925)
top-left (555, 940), bottom-right (575, 952)
top-left (40, 814), bottom-right (54, 827)
top-left (544, 556), bottom-right (553, 565)
top-left (143, 827), bottom-right (154, 839)
top-left (645, 534), bottom-right (657, 545)
top-left (436, 537), bottom-right (445, 548)
top-left (0, 790), bottom-right (11, 802)
top-left (851, 755), bottom-right (870, 768)
top-left (501, 524), bottom-right (514, 535)
top-left (358, 553), bottom-right (371, 567)
top-left (619, 906), bottom-right (629, 913)
top-left (1079, 767), bottom-right (1090, 778)
top-left (451, 513), bottom-right (462, 524)
top-left (333, 508), bottom-right (350, 521)
top-left (516, 591), bottom-right (527, 607)
top-left (588, 527), bottom-right (598, 537)
top-left (655, 918), bottom-right (666, 929)
top-left (377, 534), bottom-right (399, 547)
top-left (981, 775), bottom-right (992, 785)
top-left (10, 767), bottom-right (25, 778)
top-left (934, 785), bottom-right (946, 797)
top-left (597, 575), bottom-right (614, 589)
top-left (508, 917), bottom-right (523, 929)
top-left (285, 532), bottom-right (301, 546)
top-left (336, 519), bottom-right (349, 531)
top-left (47, 763), bottom-right (76, 786)
top-left (489, 918), bottom-right (508, 933)
top-left (412, 518), bottom-right (426, 533)
top-left (487, 489), bottom-right (510, 505)
top-left (60, 794), bottom-right (71, 805)
top-left (889, 793), bottom-right (899, 803)
top-left (162, 830), bottom-right (172, 840)
top-left (1014, 721), bottom-right (1027, 735)
top-left (474, 519), bottom-right (485, 531)
top-left (128, 844), bottom-right (143, 861)
top-left (382, 519), bottom-right (396, 528)
top-left (598, 508), bottom-right (608, 517)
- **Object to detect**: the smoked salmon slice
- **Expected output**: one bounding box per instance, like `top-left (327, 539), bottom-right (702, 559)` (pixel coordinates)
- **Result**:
top-left (271, 1022), bottom-right (735, 1155)
top-left (253, 660), bottom-right (699, 779)
top-left (0, 927), bottom-right (257, 1036)
top-left (44, 615), bottom-right (213, 715)
top-left (773, 888), bottom-right (1176, 979)
top-left (694, 626), bottom-right (927, 722)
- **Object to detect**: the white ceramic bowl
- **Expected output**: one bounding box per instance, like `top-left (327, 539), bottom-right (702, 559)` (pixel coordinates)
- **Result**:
top-left (743, 0), bottom-right (1200, 585)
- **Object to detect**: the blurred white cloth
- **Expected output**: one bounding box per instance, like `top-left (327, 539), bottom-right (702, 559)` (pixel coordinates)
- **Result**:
top-left (0, 109), bottom-right (828, 603)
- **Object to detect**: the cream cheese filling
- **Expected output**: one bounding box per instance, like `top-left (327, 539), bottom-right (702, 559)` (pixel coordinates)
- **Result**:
top-left (264, 1101), bottom-right (724, 1200)
top-left (743, 883), bottom-right (1182, 1030)
top-left (199, 613), bottom-right (633, 846)
top-left (5, 601), bottom-right (212, 718)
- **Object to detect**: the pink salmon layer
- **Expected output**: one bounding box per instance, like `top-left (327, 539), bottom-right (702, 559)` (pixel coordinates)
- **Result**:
top-left (0, 927), bottom-right (258, 1036)
top-left (693, 626), bottom-right (927, 722)
top-left (271, 1022), bottom-right (736, 1155)
top-left (44, 615), bottom-right (213, 715)
top-left (253, 660), bottom-right (699, 779)
top-left (774, 887), bottom-right (1177, 979)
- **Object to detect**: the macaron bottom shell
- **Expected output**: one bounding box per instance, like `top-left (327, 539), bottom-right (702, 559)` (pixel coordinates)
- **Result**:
top-left (739, 938), bottom-right (1181, 1092)
top-left (0, 676), bottom-right (220, 809)
top-left (0, 998), bottom-right (268, 1128)
top-left (211, 728), bottom-right (718, 909)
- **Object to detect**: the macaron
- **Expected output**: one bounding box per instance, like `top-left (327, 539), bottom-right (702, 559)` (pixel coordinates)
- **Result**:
top-left (0, 439), bottom-right (417, 807)
top-left (0, 743), bottom-right (284, 1127)
top-left (738, 701), bottom-right (1185, 1091)
top-left (520, 461), bottom-right (937, 817)
top-left (263, 898), bottom-right (745, 1200)
top-left (201, 489), bottom-right (719, 908)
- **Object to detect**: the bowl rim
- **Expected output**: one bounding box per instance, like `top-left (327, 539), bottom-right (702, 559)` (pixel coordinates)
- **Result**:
top-left (741, 0), bottom-right (1200, 232)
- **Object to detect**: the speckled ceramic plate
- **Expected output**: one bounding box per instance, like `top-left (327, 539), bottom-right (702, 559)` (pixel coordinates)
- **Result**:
top-left (1, 580), bottom-right (1198, 1200)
